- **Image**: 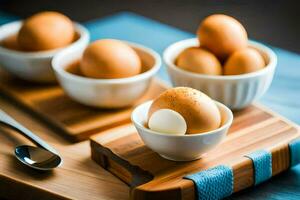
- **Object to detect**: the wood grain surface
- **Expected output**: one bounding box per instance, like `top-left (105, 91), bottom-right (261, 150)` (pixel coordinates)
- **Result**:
top-left (0, 71), bottom-right (299, 200)
top-left (0, 69), bottom-right (165, 142)
top-left (0, 96), bottom-right (129, 200)
top-left (0, 73), bottom-right (166, 200)
top-left (91, 104), bottom-right (300, 200)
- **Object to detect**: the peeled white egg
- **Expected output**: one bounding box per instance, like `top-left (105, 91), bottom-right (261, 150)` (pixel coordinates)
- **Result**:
top-left (148, 109), bottom-right (187, 135)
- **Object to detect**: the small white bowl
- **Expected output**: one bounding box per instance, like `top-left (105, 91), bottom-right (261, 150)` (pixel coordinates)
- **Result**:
top-left (52, 42), bottom-right (161, 108)
top-left (164, 38), bottom-right (277, 109)
top-left (131, 100), bottom-right (233, 161)
top-left (0, 20), bottom-right (89, 83)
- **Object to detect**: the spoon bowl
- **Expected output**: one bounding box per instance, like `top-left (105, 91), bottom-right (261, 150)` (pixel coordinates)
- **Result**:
top-left (0, 109), bottom-right (62, 171)
top-left (15, 145), bottom-right (62, 171)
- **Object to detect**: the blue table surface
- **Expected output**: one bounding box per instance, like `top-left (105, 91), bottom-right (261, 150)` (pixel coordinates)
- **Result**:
top-left (0, 11), bottom-right (299, 200)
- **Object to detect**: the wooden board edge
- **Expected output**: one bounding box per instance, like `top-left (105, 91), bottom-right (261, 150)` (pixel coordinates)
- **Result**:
top-left (0, 88), bottom-right (130, 142)
top-left (0, 77), bottom-right (169, 142)
top-left (90, 139), bottom-right (154, 187)
top-left (0, 87), bottom-right (133, 142)
top-left (0, 173), bottom-right (70, 200)
top-left (0, 91), bottom-right (77, 142)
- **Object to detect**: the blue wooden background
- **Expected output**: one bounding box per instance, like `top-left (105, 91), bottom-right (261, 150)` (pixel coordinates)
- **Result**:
top-left (0, 11), bottom-right (299, 200)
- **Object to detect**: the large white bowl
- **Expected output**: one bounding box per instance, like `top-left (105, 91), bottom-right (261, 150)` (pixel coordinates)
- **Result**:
top-left (52, 41), bottom-right (161, 108)
top-left (131, 100), bottom-right (233, 161)
top-left (164, 38), bottom-right (277, 109)
top-left (0, 20), bottom-right (90, 83)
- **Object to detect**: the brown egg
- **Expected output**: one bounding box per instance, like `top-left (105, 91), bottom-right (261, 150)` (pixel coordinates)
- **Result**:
top-left (18, 11), bottom-right (75, 51)
top-left (224, 48), bottom-right (265, 75)
top-left (197, 14), bottom-right (248, 59)
top-left (148, 87), bottom-right (221, 134)
top-left (176, 47), bottom-right (222, 75)
top-left (80, 39), bottom-right (142, 79)
top-left (1, 34), bottom-right (21, 51)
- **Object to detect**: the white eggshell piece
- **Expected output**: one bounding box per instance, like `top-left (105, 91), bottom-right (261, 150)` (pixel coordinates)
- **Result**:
top-left (148, 109), bottom-right (187, 135)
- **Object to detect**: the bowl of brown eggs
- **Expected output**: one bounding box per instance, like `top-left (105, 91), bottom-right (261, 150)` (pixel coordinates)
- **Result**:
top-left (131, 87), bottom-right (233, 161)
top-left (52, 39), bottom-right (161, 108)
top-left (0, 11), bottom-right (89, 83)
top-left (164, 14), bottom-right (277, 109)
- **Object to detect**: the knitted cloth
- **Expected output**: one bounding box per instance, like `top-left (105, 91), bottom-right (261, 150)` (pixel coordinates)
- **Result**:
top-left (289, 139), bottom-right (300, 167)
top-left (184, 139), bottom-right (300, 200)
top-left (184, 165), bottom-right (233, 200)
top-left (245, 150), bottom-right (272, 185)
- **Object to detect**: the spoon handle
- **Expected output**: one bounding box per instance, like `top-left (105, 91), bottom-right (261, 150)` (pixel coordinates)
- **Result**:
top-left (0, 109), bottom-right (59, 155)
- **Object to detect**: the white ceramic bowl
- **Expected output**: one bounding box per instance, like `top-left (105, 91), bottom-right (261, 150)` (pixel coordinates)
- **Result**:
top-left (0, 20), bottom-right (90, 83)
top-left (164, 38), bottom-right (277, 109)
top-left (131, 100), bottom-right (233, 161)
top-left (52, 42), bottom-right (161, 108)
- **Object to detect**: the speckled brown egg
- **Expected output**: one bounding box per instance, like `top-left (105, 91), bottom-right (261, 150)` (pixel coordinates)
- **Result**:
top-left (80, 39), bottom-right (142, 79)
top-left (197, 14), bottom-right (248, 60)
top-left (148, 87), bottom-right (221, 134)
top-left (17, 11), bottom-right (75, 51)
top-left (176, 47), bottom-right (222, 75)
top-left (224, 48), bottom-right (265, 75)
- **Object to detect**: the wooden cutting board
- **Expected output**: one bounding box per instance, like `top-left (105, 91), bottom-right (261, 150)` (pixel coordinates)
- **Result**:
top-left (1, 68), bottom-right (299, 200)
top-left (0, 93), bottom-right (130, 200)
top-left (0, 75), bottom-right (168, 200)
top-left (90, 104), bottom-right (300, 200)
top-left (0, 69), bottom-right (166, 142)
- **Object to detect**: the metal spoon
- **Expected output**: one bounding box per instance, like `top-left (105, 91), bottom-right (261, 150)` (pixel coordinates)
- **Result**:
top-left (0, 110), bottom-right (62, 170)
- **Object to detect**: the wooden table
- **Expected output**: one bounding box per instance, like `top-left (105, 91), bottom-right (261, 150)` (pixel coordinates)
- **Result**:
top-left (0, 95), bottom-right (129, 200)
